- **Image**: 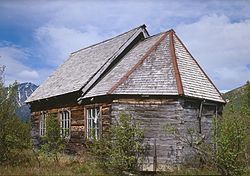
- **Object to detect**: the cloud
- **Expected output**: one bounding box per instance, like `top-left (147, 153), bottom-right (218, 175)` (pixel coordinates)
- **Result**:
top-left (34, 25), bottom-right (106, 66)
top-left (19, 70), bottom-right (39, 79)
top-left (176, 14), bottom-right (250, 90)
top-left (34, 13), bottom-right (250, 90)
top-left (0, 43), bottom-right (50, 85)
top-left (1, 1), bottom-right (250, 90)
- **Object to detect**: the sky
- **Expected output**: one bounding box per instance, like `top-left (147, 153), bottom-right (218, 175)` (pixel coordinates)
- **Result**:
top-left (0, 0), bottom-right (250, 92)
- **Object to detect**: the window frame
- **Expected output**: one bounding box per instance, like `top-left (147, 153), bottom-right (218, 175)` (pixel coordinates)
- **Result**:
top-left (85, 106), bottom-right (102, 140)
top-left (59, 110), bottom-right (71, 139)
top-left (39, 111), bottom-right (47, 137)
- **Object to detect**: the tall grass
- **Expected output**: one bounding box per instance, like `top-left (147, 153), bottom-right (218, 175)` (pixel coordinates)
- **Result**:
top-left (0, 151), bottom-right (106, 176)
top-left (1, 151), bottom-right (249, 175)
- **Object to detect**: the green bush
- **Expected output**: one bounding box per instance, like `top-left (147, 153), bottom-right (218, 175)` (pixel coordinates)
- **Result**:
top-left (0, 67), bottom-right (30, 165)
top-left (39, 113), bottom-right (65, 162)
top-left (87, 112), bottom-right (147, 175)
top-left (214, 107), bottom-right (248, 176)
top-left (218, 81), bottom-right (250, 175)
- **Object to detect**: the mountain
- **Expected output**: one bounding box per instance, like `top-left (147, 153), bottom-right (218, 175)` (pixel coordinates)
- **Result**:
top-left (222, 82), bottom-right (249, 109)
top-left (16, 82), bottom-right (38, 121)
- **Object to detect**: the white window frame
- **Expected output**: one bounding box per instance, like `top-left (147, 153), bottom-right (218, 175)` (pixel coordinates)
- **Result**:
top-left (86, 107), bottom-right (101, 140)
top-left (39, 112), bottom-right (47, 137)
top-left (59, 110), bottom-right (71, 138)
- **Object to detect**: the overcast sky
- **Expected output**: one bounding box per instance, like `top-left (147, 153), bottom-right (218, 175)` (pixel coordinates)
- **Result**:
top-left (0, 0), bottom-right (250, 91)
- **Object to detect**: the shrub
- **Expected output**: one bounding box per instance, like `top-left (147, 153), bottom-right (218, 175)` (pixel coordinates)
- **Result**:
top-left (0, 67), bottom-right (30, 165)
top-left (214, 107), bottom-right (247, 176)
top-left (39, 113), bottom-right (65, 163)
top-left (87, 112), bottom-right (147, 175)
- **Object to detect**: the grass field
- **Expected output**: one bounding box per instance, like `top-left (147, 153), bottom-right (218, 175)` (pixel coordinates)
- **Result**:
top-left (0, 165), bottom-right (218, 176)
top-left (0, 152), bottom-right (249, 176)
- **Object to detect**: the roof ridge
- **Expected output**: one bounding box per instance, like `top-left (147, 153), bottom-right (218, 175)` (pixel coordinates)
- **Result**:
top-left (71, 24), bottom-right (147, 55)
top-left (144, 29), bottom-right (172, 40)
top-left (108, 31), bottom-right (170, 94)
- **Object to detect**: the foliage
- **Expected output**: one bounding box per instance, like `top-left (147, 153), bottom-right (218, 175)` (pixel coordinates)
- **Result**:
top-left (246, 81), bottom-right (250, 106)
top-left (214, 107), bottom-right (248, 176)
top-left (244, 82), bottom-right (250, 165)
top-left (39, 113), bottom-right (65, 162)
top-left (0, 66), bottom-right (30, 165)
top-left (87, 112), bottom-right (147, 175)
top-left (223, 81), bottom-right (250, 166)
top-left (223, 83), bottom-right (247, 110)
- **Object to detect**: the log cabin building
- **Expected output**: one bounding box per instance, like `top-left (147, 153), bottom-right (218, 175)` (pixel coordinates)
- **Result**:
top-left (26, 24), bottom-right (225, 170)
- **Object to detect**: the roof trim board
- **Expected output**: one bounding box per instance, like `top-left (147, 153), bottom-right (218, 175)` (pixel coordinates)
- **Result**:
top-left (169, 30), bottom-right (184, 96)
top-left (107, 31), bottom-right (170, 94)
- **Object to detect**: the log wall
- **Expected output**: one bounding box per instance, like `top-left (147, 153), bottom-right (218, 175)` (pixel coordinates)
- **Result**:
top-left (31, 103), bottom-right (111, 154)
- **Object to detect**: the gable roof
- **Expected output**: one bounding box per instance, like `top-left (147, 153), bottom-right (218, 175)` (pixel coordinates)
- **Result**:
top-left (27, 25), bottom-right (225, 104)
top-left (26, 25), bottom-right (149, 102)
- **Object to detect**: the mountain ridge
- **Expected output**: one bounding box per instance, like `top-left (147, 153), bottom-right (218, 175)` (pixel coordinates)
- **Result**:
top-left (222, 82), bottom-right (249, 109)
top-left (16, 82), bottom-right (38, 121)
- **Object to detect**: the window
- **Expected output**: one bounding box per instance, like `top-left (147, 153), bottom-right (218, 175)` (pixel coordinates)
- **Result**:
top-left (39, 112), bottom-right (46, 136)
top-left (60, 111), bottom-right (71, 138)
top-left (86, 107), bottom-right (100, 140)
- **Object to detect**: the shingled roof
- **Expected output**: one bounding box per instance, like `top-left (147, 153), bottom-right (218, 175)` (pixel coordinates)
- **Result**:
top-left (79, 30), bottom-right (225, 103)
top-left (27, 25), bottom-right (225, 103)
top-left (26, 25), bottom-right (149, 102)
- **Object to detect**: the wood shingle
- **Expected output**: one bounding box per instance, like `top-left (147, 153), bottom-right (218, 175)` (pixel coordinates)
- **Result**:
top-left (26, 25), bottom-right (148, 102)
top-left (27, 25), bottom-right (225, 104)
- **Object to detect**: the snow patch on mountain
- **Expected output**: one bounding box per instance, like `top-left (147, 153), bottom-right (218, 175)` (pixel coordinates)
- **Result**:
top-left (16, 82), bottom-right (38, 121)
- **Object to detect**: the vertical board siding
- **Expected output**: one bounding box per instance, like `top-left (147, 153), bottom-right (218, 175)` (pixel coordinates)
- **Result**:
top-left (111, 98), bottom-right (216, 170)
top-left (111, 99), bottom-right (183, 169)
